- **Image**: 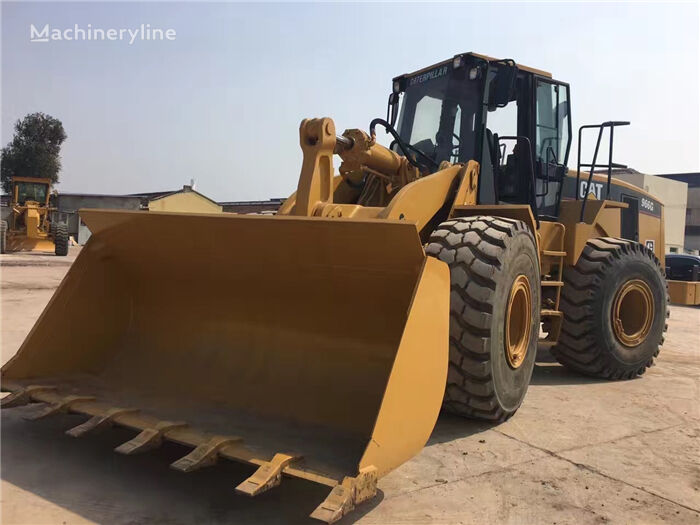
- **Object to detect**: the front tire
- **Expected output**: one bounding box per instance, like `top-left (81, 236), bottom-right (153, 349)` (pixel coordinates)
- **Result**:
top-left (0, 220), bottom-right (7, 254)
top-left (426, 216), bottom-right (540, 422)
top-left (54, 223), bottom-right (69, 256)
top-left (552, 238), bottom-right (668, 379)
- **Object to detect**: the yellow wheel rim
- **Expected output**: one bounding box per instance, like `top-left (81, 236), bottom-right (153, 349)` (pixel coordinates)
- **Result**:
top-left (612, 279), bottom-right (654, 347)
top-left (505, 274), bottom-right (532, 369)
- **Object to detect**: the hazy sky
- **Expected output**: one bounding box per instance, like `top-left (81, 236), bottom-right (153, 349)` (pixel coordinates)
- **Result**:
top-left (2, 1), bottom-right (699, 201)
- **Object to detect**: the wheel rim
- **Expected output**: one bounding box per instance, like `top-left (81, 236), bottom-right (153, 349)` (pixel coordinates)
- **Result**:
top-left (612, 279), bottom-right (654, 347)
top-left (505, 274), bottom-right (532, 369)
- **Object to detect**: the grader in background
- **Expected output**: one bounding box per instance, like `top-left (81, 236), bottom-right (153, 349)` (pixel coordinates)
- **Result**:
top-left (1, 53), bottom-right (668, 522)
top-left (0, 176), bottom-right (68, 256)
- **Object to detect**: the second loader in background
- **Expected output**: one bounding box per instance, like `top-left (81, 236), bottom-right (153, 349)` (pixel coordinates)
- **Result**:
top-left (0, 176), bottom-right (68, 256)
top-left (1, 52), bottom-right (669, 522)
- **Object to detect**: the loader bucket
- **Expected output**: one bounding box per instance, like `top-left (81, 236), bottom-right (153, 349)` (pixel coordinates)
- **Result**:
top-left (1, 209), bottom-right (449, 522)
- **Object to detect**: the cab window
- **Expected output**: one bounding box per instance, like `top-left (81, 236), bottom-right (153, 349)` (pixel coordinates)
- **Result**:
top-left (15, 182), bottom-right (48, 204)
top-left (535, 80), bottom-right (570, 165)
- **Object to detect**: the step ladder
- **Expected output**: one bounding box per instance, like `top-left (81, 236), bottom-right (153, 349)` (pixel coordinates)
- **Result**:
top-left (538, 224), bottom-right (566, 346)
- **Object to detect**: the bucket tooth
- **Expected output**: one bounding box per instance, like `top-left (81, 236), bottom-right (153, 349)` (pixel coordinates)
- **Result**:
top-left (66, 407), bottom-right (139, 438)
top-left (114, 421), bottom-right (188, 455)
top-left (170, 435), bottom-right (242, 473)
top-left (310, 466), bottom-right (378, 524)
top-left (23, 395), bottom-right (96, 421)
top-left (235, 453), bottom-right (299, 496)
top-left (1, 385), bottom-right (56, 409)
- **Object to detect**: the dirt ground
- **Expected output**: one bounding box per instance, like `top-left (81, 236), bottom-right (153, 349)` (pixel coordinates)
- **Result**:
top-left (1, 249), bottom-right (699, 525)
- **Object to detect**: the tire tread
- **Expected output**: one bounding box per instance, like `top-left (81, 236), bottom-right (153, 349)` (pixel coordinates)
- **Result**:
top-left (427, 215), bottom-right (535, 422)
top-left (551, 238), bottom-right (668, 378)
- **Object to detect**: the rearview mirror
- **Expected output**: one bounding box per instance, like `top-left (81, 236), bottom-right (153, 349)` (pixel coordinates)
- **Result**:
top-left (488, 60), bottom-right (517, 110)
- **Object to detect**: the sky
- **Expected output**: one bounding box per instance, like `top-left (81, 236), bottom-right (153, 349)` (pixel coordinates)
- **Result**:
top-left (1, 1), bottom-right (699, 201)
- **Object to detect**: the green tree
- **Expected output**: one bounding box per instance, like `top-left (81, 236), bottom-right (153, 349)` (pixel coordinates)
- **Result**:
top-left (1, 112), bottom-right (67, 194)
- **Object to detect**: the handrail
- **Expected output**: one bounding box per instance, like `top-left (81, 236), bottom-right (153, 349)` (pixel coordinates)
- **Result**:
top-left (576, 121), bottom-right (630, 222)
top-left (537, 145), bottom-right (558, 198)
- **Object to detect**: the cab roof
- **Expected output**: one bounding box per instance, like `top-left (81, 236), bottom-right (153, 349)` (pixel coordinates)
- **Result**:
top-left (394, 52), bottom-right (552, 82)
top-left (12, 176), bottom-right (51, 185)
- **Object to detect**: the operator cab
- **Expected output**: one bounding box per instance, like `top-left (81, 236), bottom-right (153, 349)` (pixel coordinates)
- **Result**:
top-left (10, 177), bottom-right (52, 230)
top-left (13, 178), bottom-right (49, 206)
top-left (388, 52), bottom-right (572, 220)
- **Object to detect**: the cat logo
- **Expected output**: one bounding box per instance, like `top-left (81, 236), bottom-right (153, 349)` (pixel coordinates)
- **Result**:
top-left (645, 240), bottom-right (655, 251)
top-left (580, 180), bottom-right (603, 200)
top-left (408, 66), bottom-right (449, 87)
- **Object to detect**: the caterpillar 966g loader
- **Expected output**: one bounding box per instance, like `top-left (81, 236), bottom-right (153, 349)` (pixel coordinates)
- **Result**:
top-left (1, 53), bottom-right (668, 522)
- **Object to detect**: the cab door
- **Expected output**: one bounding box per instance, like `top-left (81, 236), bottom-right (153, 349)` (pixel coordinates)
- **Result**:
top-left (533, 79), bottom-right (571, 218)
top-left (621, 195), bottom-right (640, 242)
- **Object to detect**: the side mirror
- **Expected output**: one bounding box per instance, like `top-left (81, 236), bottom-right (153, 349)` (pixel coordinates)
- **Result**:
top-left (387, 92), bottom-right (400, 126)
top-left (488, 60), bottom-right (517, 110)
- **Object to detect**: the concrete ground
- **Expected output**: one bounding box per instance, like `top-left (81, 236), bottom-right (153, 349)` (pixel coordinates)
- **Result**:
top-left (1, 249), bottom-right (699, 525)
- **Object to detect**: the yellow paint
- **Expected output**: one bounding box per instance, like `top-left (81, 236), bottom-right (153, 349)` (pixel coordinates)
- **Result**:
top-left (5, 176), bottom-right (58, 254)
top-left (7, 236), bottom-right (55, 253)
top-left (292, 118), bottom-right (337, 216)
top-left (377, 165), bottom-right (463, 230)
top-left (2, 209), bottom-right (449, 486)
top-left (449, 161), bottom-right (480, 215)
top-left (359, 257), bottom-right (449, 477)
top-left (668, 280), bottom-right (700, 305)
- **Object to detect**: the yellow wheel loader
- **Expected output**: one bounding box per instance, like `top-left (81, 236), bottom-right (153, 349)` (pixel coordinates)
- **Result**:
top-left (1, 176), bottom-right (69, 256)
top-left (1, 53), bottom-right (668, 522)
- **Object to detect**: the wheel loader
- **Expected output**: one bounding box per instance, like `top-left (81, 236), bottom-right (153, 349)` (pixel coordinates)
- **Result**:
top-left (1, 53), bottom-right (668, 522)
top-left (0, 176), bottom-right (69, 256)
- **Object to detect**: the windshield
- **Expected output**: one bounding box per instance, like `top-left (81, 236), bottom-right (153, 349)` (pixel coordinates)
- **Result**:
top-left (15, 181), bottom-right (48, 204)
top-left (395, 64), bottom-right (481, 166)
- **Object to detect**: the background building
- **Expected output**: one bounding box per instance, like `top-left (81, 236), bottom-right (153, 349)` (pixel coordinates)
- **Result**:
top-left (139, 185), bottom-right (222, 214)
top-left (655, 173), bottom-right (700, 254)
top-left (52, 192), bottom-right (142, 243)
top-left (46, 184), bottom-right (223, 244)
top-left (612, 169), bottom-right (689, 254)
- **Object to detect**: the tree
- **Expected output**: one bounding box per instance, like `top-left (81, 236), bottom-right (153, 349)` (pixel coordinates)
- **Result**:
top-left (1, 112), bottom-right (67, 194)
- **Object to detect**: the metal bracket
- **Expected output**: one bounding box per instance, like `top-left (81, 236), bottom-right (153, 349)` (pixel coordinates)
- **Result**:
top-left (235, 453), bottom-right (299, 496)
top-left (292, 118), bottom-right (337, 216)
top-left (23, 395), bottom-right (96, 421)
top-left (310, 466), bottom-right (378, 523)
top-left (114, 420), bottom-right (188, 455)
top-left (1, 385), bottom-right (56, 409)
top-left (66, 407), bottom-right (139, 438)
top-left (170, 435), bottom-right (242, 473)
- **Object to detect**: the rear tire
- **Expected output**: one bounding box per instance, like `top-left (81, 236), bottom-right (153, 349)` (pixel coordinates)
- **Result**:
top-left (426, 216), bottom-right (540, 422)
top-left (0, 220), bottom-right (7, 254)
top-left (54, 223), bottom-right (69, 256)
top-left (552, 238), bottom-right (668, 379)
